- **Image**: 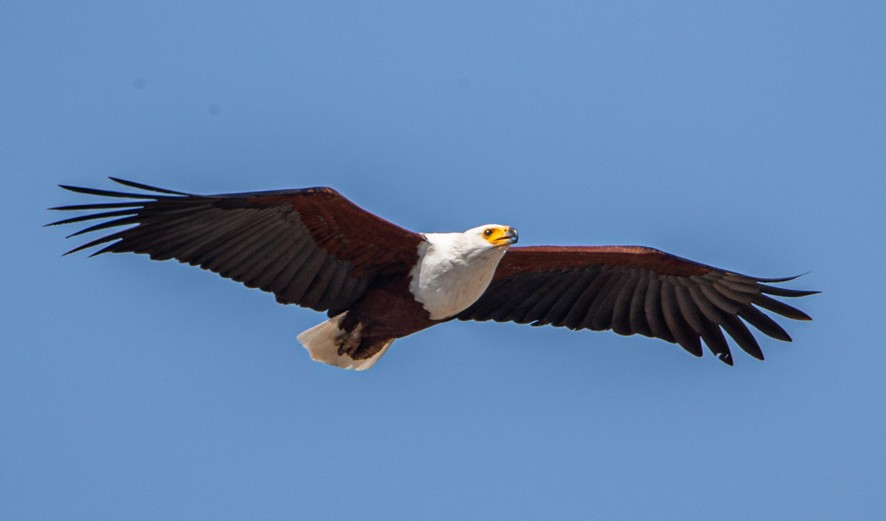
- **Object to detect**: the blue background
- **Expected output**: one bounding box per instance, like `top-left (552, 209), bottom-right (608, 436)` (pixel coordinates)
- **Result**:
top-left (3, 2), bottom-right (884, 519)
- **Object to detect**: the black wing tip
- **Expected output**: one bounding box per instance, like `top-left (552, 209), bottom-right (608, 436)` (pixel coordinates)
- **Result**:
top-left (55, 183), bottom-right (151, 200)
top-left (774, 330), bottom-right (793, 342)
top-left (752, 272), bottom-right (819, 301)
top-left (58, 183), bottom-right (91, 194)
top-left (61, 244), bottom-right (97, 256)
top-left (788, 309), bottom-right (814, 322)
top-left (724, 271), bottom-right (818, 295)
top-left (55, 177), bottom-right (191, 201)
top-left (749, 273), bottom-right (805, 283)
top-left (760, 286), bottom-right (820, 298)
top-left (716, 352), bottom-right (735, 366)
top-left (107, 177), bottom-right (192, 196)
top-left (744, 347), bottom-right (765, 361)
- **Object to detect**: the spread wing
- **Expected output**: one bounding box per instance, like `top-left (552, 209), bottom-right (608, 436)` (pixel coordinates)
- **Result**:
top-left (457, 246), bottom-right (817, 365)
top-left (49, 178), bottom-right (423, 315)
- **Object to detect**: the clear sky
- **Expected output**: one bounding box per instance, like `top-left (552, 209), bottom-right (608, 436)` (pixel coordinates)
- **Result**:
top-left (3, 1), bottom-right (884, 519)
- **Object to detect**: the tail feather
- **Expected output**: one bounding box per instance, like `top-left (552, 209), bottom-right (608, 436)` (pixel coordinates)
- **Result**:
top-left (296, 313), bottom-right (393, 371)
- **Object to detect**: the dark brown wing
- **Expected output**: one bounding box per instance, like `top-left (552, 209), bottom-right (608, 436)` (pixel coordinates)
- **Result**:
top-left (457, 246), bottom-right (817, 365)
top-left (49, 178), bottom-right (423, 315)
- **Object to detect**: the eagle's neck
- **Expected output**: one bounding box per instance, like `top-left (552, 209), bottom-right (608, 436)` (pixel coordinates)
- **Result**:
top-left (408, 232), bottom-right (507, 320)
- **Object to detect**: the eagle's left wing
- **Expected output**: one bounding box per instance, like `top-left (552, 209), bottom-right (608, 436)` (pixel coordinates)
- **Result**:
top-left (456, 246), bottom-right (816, 364)
top-left (48, 178), bottom-right (424, 316)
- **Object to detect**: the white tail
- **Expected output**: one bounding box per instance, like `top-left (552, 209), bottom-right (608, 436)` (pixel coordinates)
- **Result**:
top-left (296, 313), bottom-right (393, 371)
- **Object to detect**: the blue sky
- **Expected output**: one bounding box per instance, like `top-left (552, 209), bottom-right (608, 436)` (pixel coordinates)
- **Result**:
top-left (3, 1), bottom-right (884, 519)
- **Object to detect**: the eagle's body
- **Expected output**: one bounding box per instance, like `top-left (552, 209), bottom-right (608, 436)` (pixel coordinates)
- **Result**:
top-left (300, 226), bottom-right (515, 369)
top-left (50, 179), bottom-right (817, 370)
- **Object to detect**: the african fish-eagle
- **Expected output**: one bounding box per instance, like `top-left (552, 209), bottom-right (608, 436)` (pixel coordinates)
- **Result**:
top-left (50, 178), bottom-right (816, 370)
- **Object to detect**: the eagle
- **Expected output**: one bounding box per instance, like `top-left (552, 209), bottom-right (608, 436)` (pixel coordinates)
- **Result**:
top-left (50, 178), bottom-right (816, 370)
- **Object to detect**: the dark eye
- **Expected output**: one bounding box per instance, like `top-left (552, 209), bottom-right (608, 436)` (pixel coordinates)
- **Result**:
top-left (484, 229), bottom-right (493, 237)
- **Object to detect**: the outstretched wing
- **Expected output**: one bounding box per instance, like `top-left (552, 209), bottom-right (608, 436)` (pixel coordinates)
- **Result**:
top-left (49, 178), bottom-right (423, 315)
top-left (457, 246), bottom-right (817, 365)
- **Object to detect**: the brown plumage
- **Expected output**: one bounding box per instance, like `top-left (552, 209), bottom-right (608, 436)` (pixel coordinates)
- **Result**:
top-left (49, 178), bottom-right (817, 369)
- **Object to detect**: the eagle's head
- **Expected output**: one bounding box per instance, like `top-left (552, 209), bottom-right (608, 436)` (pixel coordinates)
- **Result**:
top-left (419, 224), bottom-right (518, 265)
top-left (472, 224), bottom-right (519, 248)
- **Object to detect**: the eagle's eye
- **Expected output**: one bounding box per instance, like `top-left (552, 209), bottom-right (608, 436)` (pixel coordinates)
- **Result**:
top-left (484, 228), bottom-right (493, 237)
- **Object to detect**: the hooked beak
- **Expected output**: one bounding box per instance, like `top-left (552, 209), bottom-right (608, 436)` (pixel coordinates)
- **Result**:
top-left (499, 227), bottom-right (519, 246)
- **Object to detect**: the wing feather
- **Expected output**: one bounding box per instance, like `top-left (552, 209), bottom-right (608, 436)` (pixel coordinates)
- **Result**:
top-left (564, 269), bottom-right (611, 329)
top-left (674, 283), bottom-right (707, 343)
top-left (458, 245), bottom-right (816, 364)
top-left (586, 272), bottom-right (625, 331)
top-left (644, 275), bottom-right (675, 342)
top-left (238, 225), bottom-right (296, 287)
top-left (609, 270), bottom-right (640, 335)
top-left (536, 272), bottom-right (595, 326)
top-left (49, 178), bottom-right (423, 313)
top-left (511, 275), bottom-right (561, 323)
top-left (522, 272), bottom-right (578, 324)
top-left (661, 278), bottom-right (702, 356)
top-left (753, 294), bottom-right (811, 321)
top-left (248, 233), bottom-right (300, 290)
top-left (628, 273), bottom-right (652, 337)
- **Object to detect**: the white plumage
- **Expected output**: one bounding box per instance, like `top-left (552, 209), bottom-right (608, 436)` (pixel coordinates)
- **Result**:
top-left (409, 225), bottom-right (510, 320)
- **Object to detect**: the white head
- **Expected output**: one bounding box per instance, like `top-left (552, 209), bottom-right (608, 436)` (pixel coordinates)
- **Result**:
top-left (421, 224), bottom-right (519, 261)
top-left (461, 224), bottom-right (519, 251)
top-left (412, 224), bottom-right (519, 319)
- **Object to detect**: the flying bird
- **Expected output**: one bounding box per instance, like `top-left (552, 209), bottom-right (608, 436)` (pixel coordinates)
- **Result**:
top-left (50, 178), bottom-right (816, 370)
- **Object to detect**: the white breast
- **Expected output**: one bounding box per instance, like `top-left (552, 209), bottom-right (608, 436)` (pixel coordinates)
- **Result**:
top-left (408, 232), bottom-right (508, 320)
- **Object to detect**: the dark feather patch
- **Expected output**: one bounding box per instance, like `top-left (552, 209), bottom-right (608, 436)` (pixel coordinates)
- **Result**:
top-left (50, 178), bottom-right (422, 313)
top-left (459, 246), bottom-right (816, 364)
